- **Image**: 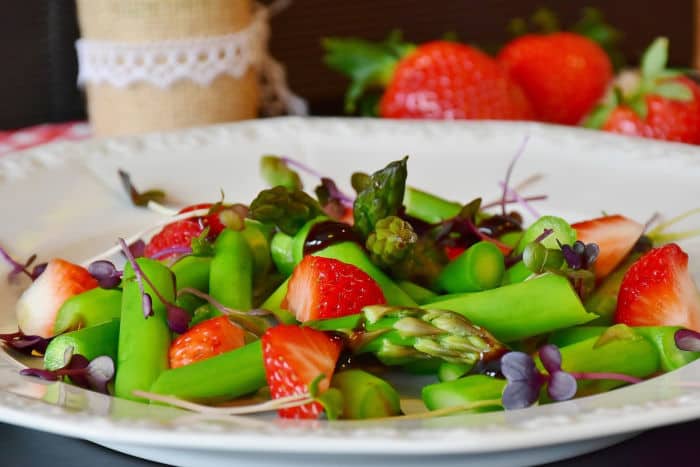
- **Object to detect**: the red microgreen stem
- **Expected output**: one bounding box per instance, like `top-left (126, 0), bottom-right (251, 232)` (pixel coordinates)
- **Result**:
top-left (178, 287), bottom-right (268, 335)
top-left (481, 194), bottom-right (548, 210)
top-left (281, 156), bottom-right (354, 205)
top-left (569, 372), bottom-right (643, 385)
top-left (0, 246), bottom-right (43, 282)
top-left (119, 238), bottom-right (153, 318)
top-left (501, 135), bottom-right (530, 216)
top-left (498, 181), bottom-right (541, 219)
top-left (149, 246), bottom-right (193, 260)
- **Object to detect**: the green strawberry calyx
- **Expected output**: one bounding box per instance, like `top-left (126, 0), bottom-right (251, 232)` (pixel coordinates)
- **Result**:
top-left (322, 31), bottom-right (416, 115)
top-left (583, 37), bottom-right (693, 128)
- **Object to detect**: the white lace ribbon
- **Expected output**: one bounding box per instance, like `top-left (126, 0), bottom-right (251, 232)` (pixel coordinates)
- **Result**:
top-left (76, 5), bottom-right (307, 115)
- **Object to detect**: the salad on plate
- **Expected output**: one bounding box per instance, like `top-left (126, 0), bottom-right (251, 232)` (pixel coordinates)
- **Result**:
top-left (2, 149), bottom-right (700, 421)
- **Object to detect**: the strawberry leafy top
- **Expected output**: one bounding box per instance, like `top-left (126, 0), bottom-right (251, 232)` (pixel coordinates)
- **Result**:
top-left (584, 37), bottom-right (693, 128)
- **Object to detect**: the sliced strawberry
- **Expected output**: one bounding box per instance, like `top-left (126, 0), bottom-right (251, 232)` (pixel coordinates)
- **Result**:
top-left (573, 215), bottom-right (644, 279)
top-left (615, 243), bottom-right (700, 330)
top-left (262, 325), bottom-right (342, 419)
top-left (145, 220), bottom-right (203, 259)
top-left (16, 259), bottom-right (98, 338)
top-left (283, 256), bottom-right (386, 322)
top-left (168, 316), bottom-right (246, 368)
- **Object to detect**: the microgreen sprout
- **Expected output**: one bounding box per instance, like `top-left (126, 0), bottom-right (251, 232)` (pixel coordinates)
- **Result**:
top-left (118, 169), bottom-right (166, 207)
top-left (87, 260), bottom-right (122, 289)
top-left (20, 352), bottom-right (115, 395)
top-left (501, 344), bottom-right (643, 410)
top-left (118, 238), bottom-right (191, 333)
top-left (559, 240), bottom-right (600, 270)
top-left (177, 287), bottom-right (273, 336)
top-left (0, 330), bottom-right (52, 355)
top-left (0, 246), bottom-right (47, 283)
top-left (646, 207), bottom-right (700, 244)
top-left (500, 135), bottom-right (530, 217)
top-left (278, 156), bottom-right (355, 204)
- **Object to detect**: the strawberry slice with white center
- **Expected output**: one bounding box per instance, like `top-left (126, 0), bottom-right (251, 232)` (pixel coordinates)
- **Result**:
top-left (262, 325), bottom-right (342, 419)
top-left (283, 256), bottom-right (386, 322)
top-left (615, 243), bottom-right (700, 330)
top-left (16, 259), bottom-right (98, 338)
top-left (572, 214), bottom-right (644, 279)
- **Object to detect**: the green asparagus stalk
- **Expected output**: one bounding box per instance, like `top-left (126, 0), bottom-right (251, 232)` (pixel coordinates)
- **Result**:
top-left (115, 258), bottom-right (174, 401)
top-left (149, 340), bottom-right (266, 402)
top-left (331, 369), bottom-right (402, 419)
top-left (171, 255), bottom-right (211, 313)
top-left (435, 241), bottom-right (505, 294)
top-left (397, 280), bottom-right (438, 305)
top-left (44, 319), bottom-right (120, 371)
top-left (437, 361), bottom-right (474, 382)
top-left (426, 273), bottom-right (596, 342)
top-left (209, 228), bottom-right (253, 311)
top-left (403, 187), bottom-right (462, 224)
top-left (549, 325), bottom-right (700, 372)
top-left (422, 375), bottom-right (505, 411)
top-left (53, 288), bottom-right (122, 335)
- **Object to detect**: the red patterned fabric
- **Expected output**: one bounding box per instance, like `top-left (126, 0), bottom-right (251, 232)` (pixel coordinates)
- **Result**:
top-left (0, 122), bottom-right (91, 156)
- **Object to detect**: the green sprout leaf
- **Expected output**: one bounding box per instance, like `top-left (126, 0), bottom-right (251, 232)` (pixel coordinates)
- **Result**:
top-left (653, 81), bottom-right (693, 102)
top-left (190, 228), bottom-right (214, 256)
top-left (118, 169), bottom-right (166, 207)
top-left (641, 37), bottom-right (669, 82)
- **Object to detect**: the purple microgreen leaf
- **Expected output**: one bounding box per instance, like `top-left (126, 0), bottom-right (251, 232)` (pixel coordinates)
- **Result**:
top-left (0, 245), bottom-right (45, 283)
top-left (87, 260), bottom-right (122, 289)
top-left (583, 243), bottom-right (600, 266)
top-left (547, 370), bottom-right (578, 401)
top-left (675, 329), bottom-right (700, 352)
top-left (128, 240), bottom-right (146, 259)
top-left (167, 305), bottom-right (191, 334)
top-left (118, 169), bottom-right (166, 207)
top-left (0, 331), bottom-right (52, 355)
top-left (86, 356), bottom-right (115, 394)
top-left (316, 177), bottom-right (354, 207)
top-left (502, 379), bottom-right (543, 410)
top-left (500, 135), bottom-right (530, 216)
top-left (64, 354), bottom-right (91, 389)
top-left (538, 344), bottom-right (563, 374)
top-left (560, 243), bottom-right (583, 270)
top-left (20, 367), bottom-right (60, 381)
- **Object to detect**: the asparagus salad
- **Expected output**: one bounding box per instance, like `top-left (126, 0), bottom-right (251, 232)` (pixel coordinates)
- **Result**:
top-left (3, 152), bottom-right (700, 420)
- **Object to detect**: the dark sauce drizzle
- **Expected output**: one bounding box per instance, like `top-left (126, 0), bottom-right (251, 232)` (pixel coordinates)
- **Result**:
top-left (303, 221), bottom-right (361, 256)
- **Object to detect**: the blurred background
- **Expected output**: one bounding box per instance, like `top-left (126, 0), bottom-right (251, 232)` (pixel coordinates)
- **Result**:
top-left (1, 0), bottom-right (696, 130)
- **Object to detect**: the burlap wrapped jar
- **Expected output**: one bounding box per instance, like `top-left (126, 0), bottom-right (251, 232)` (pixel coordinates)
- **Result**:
top-left (76, 0), bottom-right (259, 136)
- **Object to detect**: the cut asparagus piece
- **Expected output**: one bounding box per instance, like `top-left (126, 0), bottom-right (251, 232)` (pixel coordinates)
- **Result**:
top-left (331, 369), bottom-right (402, 419)
top-left (426, 273), bottom-right (596, 342)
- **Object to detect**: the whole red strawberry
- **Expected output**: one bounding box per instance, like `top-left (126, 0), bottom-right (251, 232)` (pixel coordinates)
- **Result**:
top-left (262, 325), bottom-right (342, 419)
top-left (498, 32), bottom-right (612, 124)
top-left (379, 41), bottom-right (533, 119)
top-left (324, 36), bottom-right (532, 120)
top-left (586, 38), bottom-right (700, 144)
top-left (615, 243), bottom-right (700, 330)
top-left (283, 256), bottom-right (386, 322)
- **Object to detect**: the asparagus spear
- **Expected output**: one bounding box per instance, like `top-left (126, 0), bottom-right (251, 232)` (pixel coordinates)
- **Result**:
top-left (53, 287), bottom-right (122, 335)
top-left (331, 369), bottom-right (402, 419)
top-left (435, 241), bottom-right (505, 294)
top-left (426, 273), bottom-right (596, 342)
top-left (403, 187), bottom-right (462, 224)
top-left (209, 228), bottom-right (253, 311)
top-left (171, 255), bottom-right (211, 313)
top-left (44, 319), bottom-right (120, 371)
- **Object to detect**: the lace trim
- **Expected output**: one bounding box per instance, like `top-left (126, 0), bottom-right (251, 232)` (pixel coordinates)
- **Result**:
top-left (76, 9), bottom-right (267, 89)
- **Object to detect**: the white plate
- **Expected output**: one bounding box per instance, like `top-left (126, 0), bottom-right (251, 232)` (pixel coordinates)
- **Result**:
top-left (1, 118), bottom-right (700, 467)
